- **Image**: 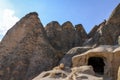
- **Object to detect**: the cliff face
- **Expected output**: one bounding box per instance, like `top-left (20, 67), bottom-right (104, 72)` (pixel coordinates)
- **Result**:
top-left (0, 12), bottom-right (59, 80)
top-left (84, 3), bottom-right (120, 46)
top-left (45, 21), bottom-right (87, 52)
top-left (0, 3), bottom-right (120, 80)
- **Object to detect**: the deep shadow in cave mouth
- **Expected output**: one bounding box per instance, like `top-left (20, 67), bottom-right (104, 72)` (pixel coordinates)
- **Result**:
top-left (88, 57), bottom-right (105, 75)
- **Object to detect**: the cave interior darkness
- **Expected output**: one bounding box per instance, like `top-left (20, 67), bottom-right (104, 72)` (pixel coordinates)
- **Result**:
top-left (88, 57), bottom-right (105, 75)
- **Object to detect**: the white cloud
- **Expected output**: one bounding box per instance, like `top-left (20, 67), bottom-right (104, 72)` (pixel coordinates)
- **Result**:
top-left (0, 9), bottom-right (19, 39)
top-left (0, 0), bottom-right (19, 40)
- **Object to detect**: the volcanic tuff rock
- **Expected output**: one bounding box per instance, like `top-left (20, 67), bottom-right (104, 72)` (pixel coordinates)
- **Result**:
top-left (0, 3), bottom-right (120, 80)
top-left (0, 12), bottom-right (88, 80)
top-left (45, 21), bottom-right (87, 52)
top-left (33, 45), bottom-right (120, 80)
top-left (107, 3), bottom-right (120, 24)
top-left (32, 3), bottom-right (120, 80)
top-left (75, 24), bottom-right (88, 46)
top-left (45, 21), bottom-right (63, 50)
top-left (33, 65), bottom-right (102, 80)
top-left (72, 45), bottom-right (120, 80)
top-left (0, 12), bottom-right (39, 56)
top-left (0, 12), bottom-right (60, 80)
top-left (117, 67), bottom-right (120, 80)
top-left (88, 25), bottom-right (99, 38)
top-left (59, 47), bottom-right (92, 67)
top-left (84, 3), bottom-right (120, 46)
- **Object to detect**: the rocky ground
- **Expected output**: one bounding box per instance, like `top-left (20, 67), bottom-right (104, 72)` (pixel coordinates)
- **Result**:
top-left (0, 3), bottom-right (120, 80)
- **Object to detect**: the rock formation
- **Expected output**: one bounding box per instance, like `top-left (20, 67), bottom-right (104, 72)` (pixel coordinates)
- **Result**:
top-left (117, 67), bottom-right (120, 80)
top-left (59, 47), bottom-right (92, 67)
top-left (72, 45), bottom-right (119, 80)
top-left (45, 21), bottom-right (87, 52)
top-left (75, 24), bottom-right (88, 46)
top-left (0, 3), bottom-right (120, 80)
top-left (45, 21), bottom-right (62, 50)
top-left (84, 3), bottom-right (120, 46)
top-left (107, 3), bottom-right (120, 24)
top-left (0, 12), bottom-right (61, 80)
top-left (33, 65), bottom-right (103, 80)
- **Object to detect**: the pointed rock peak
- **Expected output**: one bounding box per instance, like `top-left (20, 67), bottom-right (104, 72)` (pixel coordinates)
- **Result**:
top-left (45, 21), bottom-right (61, 31)
top-left (0, 12), bottom-right (43, 55)
top-left (111, 3), bottom-right (120, 15)
top-left (25, 12), bottom-right (38, 17)
top-left (46, 21), bottom-right (60, 27)
top-left (75, 24), bottom-right (85, 31)
top-left (75, 24), bottom-right (88, 39)
top-left (88, 25), bottom-right (99, 38)
top-left (62, 21), bottom-right (73, 25)
top-left (20, 12), bottom-right (41, 24)
top-left (49, 21), bottom-right (60, 24)
top-left (107, 3), bottom-right (120, 24)
top-left (62, 21), bottom-right (74, 30)
top-left (110, 3), bottom-right (120, 15)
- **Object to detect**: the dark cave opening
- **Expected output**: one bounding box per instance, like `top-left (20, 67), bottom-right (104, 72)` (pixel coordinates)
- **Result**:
top-left (88, 57), bottom-right (105, 75)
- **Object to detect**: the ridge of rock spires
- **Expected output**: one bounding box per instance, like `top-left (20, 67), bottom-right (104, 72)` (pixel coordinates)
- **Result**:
top-left (0, 3), bottom-right (120, 80)
top-left (45, 21), bottom-right (88, 53)
top-left (32, 3), bottom-right (120, 80)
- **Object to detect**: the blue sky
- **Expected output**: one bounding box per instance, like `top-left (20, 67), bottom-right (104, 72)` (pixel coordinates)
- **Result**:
top-left (0, 0), bottom-right (120, 40)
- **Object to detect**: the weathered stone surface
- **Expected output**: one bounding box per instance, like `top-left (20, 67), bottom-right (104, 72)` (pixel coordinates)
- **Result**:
top-left (45, 21), bottom-right (87, 53)
top-left (0, 12), bottom-right (39, 56)
top-left (71, 66), bottom-right (95, 75)
top-left (88, 25), bottom-right (99, 38)
top-left (84, 4), bottom-right (120, 46)
top-left (0, 12), bottom-right (60, 80)
top-left (112, 47), bottom-right (120, 80)
top-left (117, 67), bottom-right (120, 80)
top-left (61, 21), bottom-right (76, 51)
top-left (59, 47), bottom-right (92, 67)
top-left (33, 70), bottom-right (68, 80)
top-left (72, 45), bottom-right (120, 80)
top-left (0, 3), bottom-right (120, 80)
top-left (45, 21), bottom-right (63, 50)
top-left (74, 24), bottom-right (88, 46)
top-left (33, 66), bottom-right (103, 80)
top-left (107, 3), bottom-right (120, 24)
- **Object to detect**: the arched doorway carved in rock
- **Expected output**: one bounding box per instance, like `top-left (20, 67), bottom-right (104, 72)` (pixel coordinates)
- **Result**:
top-left (88, 57), bottom-right (105, 75)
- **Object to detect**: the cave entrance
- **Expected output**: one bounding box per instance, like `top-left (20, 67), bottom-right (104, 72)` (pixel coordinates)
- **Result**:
top-left (88, 57), bottom-right (105, 75)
